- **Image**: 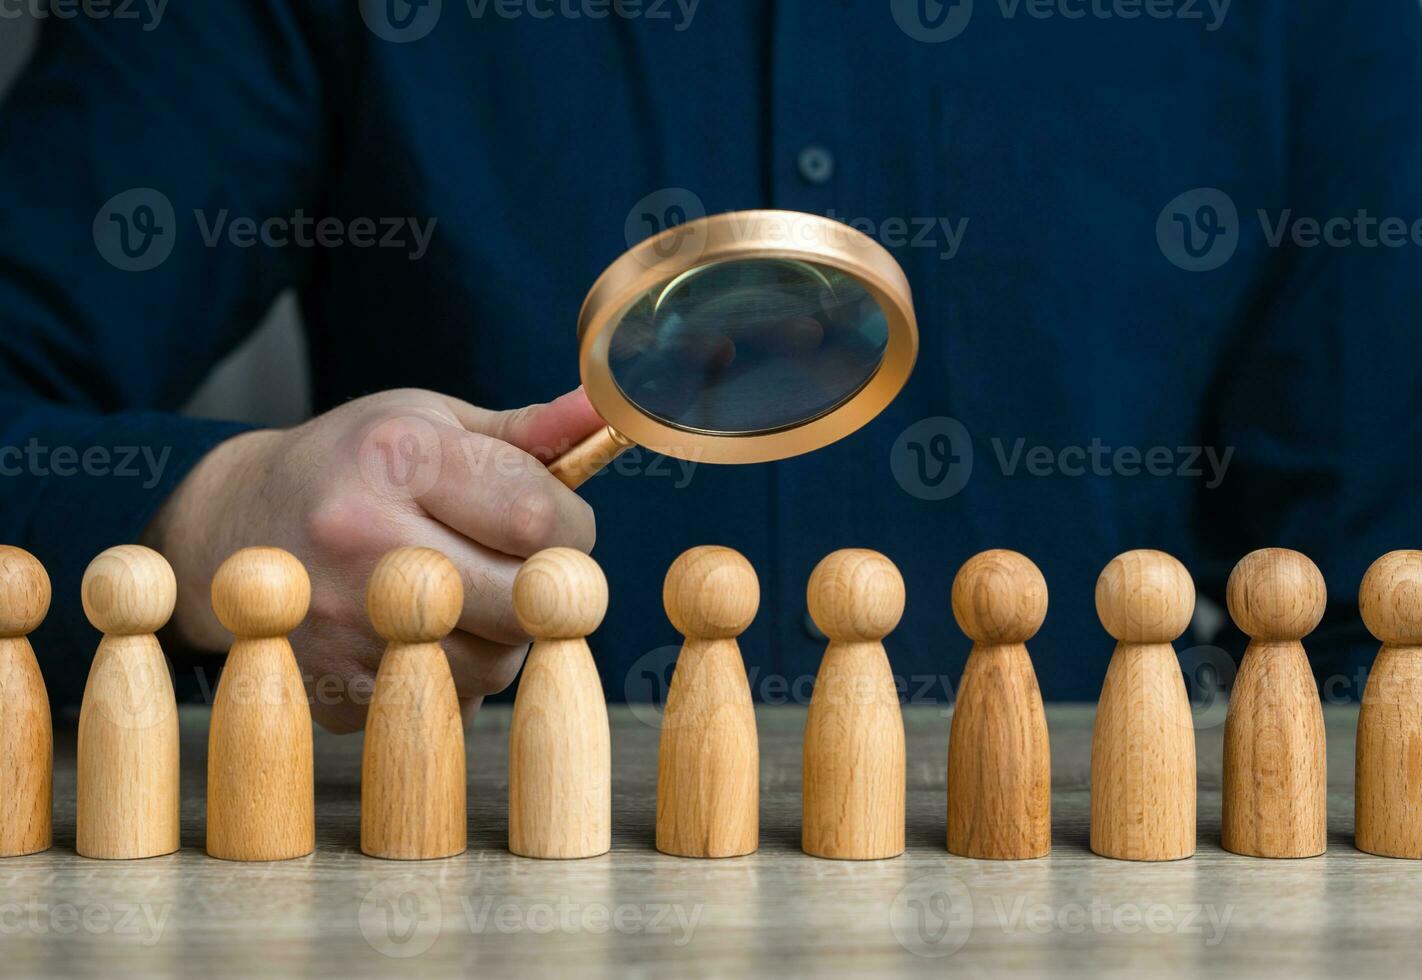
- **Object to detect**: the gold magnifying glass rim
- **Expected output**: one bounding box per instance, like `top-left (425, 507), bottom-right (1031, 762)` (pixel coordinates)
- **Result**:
top-left (577, 209), bottom-right (919, 465)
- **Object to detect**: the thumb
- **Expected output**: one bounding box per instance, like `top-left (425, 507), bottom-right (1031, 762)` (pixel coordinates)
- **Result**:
top-left (442, 388), bottom-right (605, 463)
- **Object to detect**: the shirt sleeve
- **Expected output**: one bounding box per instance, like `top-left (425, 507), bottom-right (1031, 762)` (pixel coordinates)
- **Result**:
top-left (1197, 0), bottom-right (1422, 697)
top-left (0, 2), bottom-right (336, 699)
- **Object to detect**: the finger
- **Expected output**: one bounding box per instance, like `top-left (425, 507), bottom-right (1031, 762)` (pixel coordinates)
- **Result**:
top-left (442, 630), bottom-right (528, 699)
top-left (441, 388), bottom-right (604, 462)
top-left (415, 420), bottom-right (596, 558)
top-left (304, 506), bottom-right (533, 647)
top-left (412, 518), bottom-right (533, 645)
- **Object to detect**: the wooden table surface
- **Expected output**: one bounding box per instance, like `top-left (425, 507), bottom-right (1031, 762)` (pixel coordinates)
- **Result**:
top-left (3, 702), bottom-right (1412, 979)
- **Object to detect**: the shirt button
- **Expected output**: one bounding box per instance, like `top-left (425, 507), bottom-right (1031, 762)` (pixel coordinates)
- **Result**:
top-left (797, 144), bottom-right (835, 185)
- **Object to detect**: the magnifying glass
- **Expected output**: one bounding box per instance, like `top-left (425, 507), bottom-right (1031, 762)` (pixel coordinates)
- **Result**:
top-left (548, 210), bottom-right (919, 489)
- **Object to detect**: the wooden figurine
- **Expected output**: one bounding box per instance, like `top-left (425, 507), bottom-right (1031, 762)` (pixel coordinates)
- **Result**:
top-left (0, 546), bottom-right (52, 857)
top-left (207, 547), bottom-right (315, 861)
top-left (657, 546), bottom-right (759, 858)
top-left (1222, 547), bottom-right (1327, 858)
top-left (1355, 550), bottom-right (1422, 858)
top-left (509, 547), bottom-right (611, 859)
top-left (948, 549), bottom-right (1051, 860)
top-left (1090, 549), bottom-right (1196, 861)
top-left (802, 549), bottom-right (906, 860)
top-left (76, 545), bottom-right (180, 860)
top-left (362, 547), bottom-right (467, 860)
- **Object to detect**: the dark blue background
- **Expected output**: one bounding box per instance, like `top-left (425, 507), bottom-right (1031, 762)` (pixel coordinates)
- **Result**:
top-left (1, 0), bottom-right (1420, 706)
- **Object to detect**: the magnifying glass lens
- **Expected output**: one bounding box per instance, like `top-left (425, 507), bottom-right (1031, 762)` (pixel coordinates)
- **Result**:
top-left (607, 258), bottom-right (890, 435)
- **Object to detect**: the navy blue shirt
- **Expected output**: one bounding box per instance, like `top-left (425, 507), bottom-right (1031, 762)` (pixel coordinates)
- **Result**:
top-left (2, 0), bottom-right (1420, 705)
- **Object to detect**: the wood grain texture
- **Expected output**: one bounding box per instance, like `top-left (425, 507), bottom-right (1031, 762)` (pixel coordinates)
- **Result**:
top-left (206, 548), bottom-right (315, 861)
top-left (0, 545), bottom-right (52, 857)
top-left (802, 550), bottom-right (905, 860)
top-left (76, 546), bottom-right (180, 860)
top-left (1222, 548), bottom-right (1327, 858)
top-left (2, 704), bottom-right (1414, 980)
top-left (1090, 550), bottom-right (1196, 861)
top-left (657, 546), bottom-right (759, 858)
top-left (361, 548), bottom-right (466, 860)
top-left (948, 549), bottom-right (1050, 859)
top-left (1355, 550), bottom-right (1422, 858)
top-left (509, 548), bottom-right (611, 859)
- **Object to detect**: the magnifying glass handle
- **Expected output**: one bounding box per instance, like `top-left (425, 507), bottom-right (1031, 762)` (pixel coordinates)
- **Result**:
top-left (549, 425), bottom-right (635, 490)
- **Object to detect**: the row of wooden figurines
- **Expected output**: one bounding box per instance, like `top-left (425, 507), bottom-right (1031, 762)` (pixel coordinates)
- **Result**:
top-left (0, 542), bottom-right (1418, 861)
